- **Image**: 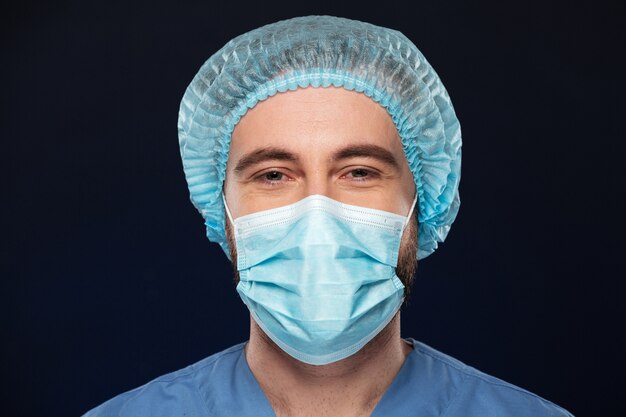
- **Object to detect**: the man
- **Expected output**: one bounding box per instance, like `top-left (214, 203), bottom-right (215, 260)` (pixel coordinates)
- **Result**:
top-left (84, 16), bottom-right (573, 416)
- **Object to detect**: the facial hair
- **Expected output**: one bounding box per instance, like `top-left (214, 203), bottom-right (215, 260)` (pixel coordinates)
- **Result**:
top-left (225, 211), bottom-right (418, 300)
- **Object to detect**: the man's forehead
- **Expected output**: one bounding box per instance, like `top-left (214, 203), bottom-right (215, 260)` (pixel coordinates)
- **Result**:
top-left (229, 87), bottom-right (403, 158)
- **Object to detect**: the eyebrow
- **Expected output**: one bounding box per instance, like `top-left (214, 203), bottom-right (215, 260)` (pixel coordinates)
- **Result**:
top-left (234, 147), bottom-right (299, 173)
top-left (332, 144), bottom-right (400, 169)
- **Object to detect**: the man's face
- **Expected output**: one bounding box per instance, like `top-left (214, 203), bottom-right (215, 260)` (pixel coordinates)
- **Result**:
top-left (224, 86), bottom-right (418, 293)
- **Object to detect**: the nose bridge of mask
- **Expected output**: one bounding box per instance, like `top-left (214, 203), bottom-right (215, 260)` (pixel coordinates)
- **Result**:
top-left (223, 193), bottom-right (416, 228)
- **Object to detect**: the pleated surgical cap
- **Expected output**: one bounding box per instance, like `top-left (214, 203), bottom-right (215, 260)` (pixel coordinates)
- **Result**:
top-left (178, 15), bottom-right (462, 260)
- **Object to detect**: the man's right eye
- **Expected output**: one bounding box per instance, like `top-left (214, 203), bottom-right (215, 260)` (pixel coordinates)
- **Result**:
top-left (253, 170), bottom-right (290, 186)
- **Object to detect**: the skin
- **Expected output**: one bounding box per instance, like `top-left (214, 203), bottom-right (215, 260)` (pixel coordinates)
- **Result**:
top-left (223, 86), bottom-right (417, 417)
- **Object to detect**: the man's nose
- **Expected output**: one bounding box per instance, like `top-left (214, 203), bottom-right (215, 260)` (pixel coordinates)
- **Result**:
top-left (302, 170), bottom-right (334, 200)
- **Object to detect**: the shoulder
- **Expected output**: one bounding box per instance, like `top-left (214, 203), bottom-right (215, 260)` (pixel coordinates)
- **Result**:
top-left (82, 342), bottom-right (246, 417)
top-left (408, 339), bottom-right (574, 417)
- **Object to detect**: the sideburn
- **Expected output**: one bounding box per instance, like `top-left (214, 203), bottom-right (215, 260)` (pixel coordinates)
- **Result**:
top-left (395, 214), bottom-right (418, 302)
top-left (225, 218), bottom-right (241, 287)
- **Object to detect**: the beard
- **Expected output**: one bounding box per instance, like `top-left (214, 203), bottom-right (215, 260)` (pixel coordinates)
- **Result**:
top-left (225, 211), bottom-right (418, 300)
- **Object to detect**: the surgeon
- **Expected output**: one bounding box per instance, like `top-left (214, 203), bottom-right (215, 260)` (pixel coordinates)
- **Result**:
top-left (84, 16), bottom-right (573, 417)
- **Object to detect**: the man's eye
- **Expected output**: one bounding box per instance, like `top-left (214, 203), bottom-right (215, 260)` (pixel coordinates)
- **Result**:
top-left (350, 169), bottom-right (369, 178)
top-left (345, 168), bottom-right (377, 181)
top-left (265, 171), bottom-right (283, 181)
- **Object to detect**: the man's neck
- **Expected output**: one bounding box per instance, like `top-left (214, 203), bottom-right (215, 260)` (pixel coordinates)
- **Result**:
top-left (245, 312), bottom-right (413, 417)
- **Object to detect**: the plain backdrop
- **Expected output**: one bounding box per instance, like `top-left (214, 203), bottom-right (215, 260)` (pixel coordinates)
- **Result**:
top-left (2, 1), bottom-right (624, 416)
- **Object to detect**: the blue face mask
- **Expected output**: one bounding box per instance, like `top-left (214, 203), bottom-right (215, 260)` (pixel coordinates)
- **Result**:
top-left (224, 194), bottom-right (417, 365)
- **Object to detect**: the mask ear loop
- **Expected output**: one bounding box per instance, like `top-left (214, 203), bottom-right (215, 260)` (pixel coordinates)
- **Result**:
top-left (403, 194), bottom-right (418, 230)
top-left (222, 193), bottom-right (236, 228)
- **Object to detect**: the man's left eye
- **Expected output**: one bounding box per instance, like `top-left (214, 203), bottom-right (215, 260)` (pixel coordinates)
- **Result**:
top-left (350, 169), bottom-right (370, 178)
top-left (340, 168), bottom-right (381, 184)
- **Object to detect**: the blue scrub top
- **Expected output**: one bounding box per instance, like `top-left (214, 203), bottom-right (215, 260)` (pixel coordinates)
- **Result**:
top-left (83, 338), bottom-right (573, 416)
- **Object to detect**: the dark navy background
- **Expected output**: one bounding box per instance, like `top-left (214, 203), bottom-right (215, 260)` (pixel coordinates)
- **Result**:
top-left (2, 1), bottom-right (624, 416)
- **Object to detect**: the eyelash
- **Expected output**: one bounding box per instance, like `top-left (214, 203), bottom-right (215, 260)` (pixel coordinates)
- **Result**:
top-left (342, 168), bottom-right (377, 182)
top-left (255, 170), bottom-right (288, 186)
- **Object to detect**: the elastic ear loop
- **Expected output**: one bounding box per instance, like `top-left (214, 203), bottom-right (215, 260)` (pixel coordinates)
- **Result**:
top-left (222, 193), bottom-right (235, 227)
top-left (403, 194), bottom-right (418, 230)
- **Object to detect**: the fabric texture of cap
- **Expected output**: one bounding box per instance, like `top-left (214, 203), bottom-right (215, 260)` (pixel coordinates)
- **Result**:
top-left (178, 15), bottom-right (462, 260)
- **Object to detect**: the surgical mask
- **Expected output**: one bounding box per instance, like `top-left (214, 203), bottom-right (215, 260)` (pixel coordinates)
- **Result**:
top-left (224, 194), bottom-right (417, 365)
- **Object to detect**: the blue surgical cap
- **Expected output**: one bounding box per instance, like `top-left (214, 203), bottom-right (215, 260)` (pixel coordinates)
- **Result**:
top-left (178, 15), bottom-right (462, 260)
